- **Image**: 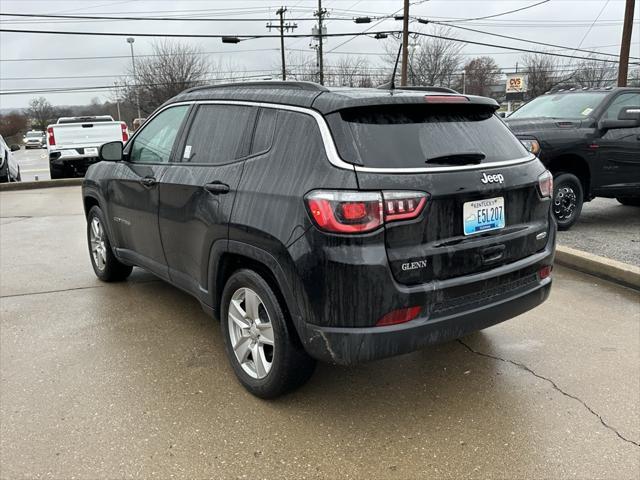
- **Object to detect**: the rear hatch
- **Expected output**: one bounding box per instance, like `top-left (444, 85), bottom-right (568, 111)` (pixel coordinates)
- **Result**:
top-left (52, 121), bottom-right (123, 148)
top-left (326, 102), bottom-right (551, 285)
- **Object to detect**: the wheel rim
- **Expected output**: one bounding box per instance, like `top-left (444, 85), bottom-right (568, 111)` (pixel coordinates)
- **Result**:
top-left (89, 217), bottom-right (107, 271)
top-left (227, 287), bottom-right (275, 380)
top-left (553, 184), bottom-right (577, 221)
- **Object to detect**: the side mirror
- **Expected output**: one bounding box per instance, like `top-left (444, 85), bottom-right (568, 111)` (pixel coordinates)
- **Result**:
top-left (10, 144), bottom-right (21, 151)
top-left (99, 141), bottom-right (123, 162)
top-left (599, 106), bottom-right (640, 131)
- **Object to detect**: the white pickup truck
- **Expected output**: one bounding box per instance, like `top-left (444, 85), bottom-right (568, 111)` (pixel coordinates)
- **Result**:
top-left (47, 116), bottom-right (128, 178)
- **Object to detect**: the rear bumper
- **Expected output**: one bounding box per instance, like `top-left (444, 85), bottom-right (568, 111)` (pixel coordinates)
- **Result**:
top-left (297, 225), bottom-right (555, 365)
top-left (50, 152), bottom-right (100, 176)
top-left (302, 275), bottom-right (550, 365)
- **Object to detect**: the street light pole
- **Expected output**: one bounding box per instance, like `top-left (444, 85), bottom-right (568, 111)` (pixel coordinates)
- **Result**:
top-left (127, 37), bottom-right (141, 119)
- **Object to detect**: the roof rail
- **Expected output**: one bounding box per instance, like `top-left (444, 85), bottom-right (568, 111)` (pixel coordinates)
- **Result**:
top-left (183, 80), bottom-right (329, 94)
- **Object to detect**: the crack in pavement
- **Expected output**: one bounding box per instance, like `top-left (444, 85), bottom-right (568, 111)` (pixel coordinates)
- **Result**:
top-left (457, 339), bottom-right (640, 448)
top-left (0, 280), bottom-right (161, 299)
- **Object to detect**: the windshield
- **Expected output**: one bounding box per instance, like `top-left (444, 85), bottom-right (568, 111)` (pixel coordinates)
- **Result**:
top-left (509, 92), bottom-right (607, 119)
top-left (26, 132), bottom-right (43, 138)
top-left (327, 104), bottom-right (529, 169)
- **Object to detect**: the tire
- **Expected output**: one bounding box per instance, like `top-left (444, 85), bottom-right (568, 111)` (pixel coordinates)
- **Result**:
top-left (86, 206), bottom-right (133, 282)
top-left (617, 197), bottom-right (640, 207)
top-left (50, 167), bottom-right (64, 179)
top-left (552, 172), bottom-right (584, 231)
top-left (220, 269), bottom-right (316, 398)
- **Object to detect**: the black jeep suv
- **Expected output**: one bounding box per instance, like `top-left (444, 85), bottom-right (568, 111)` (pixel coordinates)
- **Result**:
top-left (82, 82), bottom-right (555, 398)
top-left (505, 87), bottom-right (640, 230)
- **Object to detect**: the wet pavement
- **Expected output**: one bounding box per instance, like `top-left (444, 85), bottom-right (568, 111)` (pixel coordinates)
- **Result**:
top-left (11, 146), bottom-right (50, 182)
top-left (1, 186), bottom-right (639, 479)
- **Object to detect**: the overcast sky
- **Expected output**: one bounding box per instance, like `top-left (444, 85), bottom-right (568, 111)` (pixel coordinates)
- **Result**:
top-left (0, 0), bottom-right (638, 109)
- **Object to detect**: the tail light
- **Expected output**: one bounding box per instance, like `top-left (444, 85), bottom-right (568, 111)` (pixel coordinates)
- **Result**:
top-left (538, 170), bottom-right (553, 198)
top-left (376, 306), bottom-right (422, 327)
top-left (305, 190), bottom-right (428, 234)
top-left (47, 127), bottom-right (55, 146)
top-left (539, 265), bottom-right (553, 280)
top-left (121, 122), bottom-right (129, 142)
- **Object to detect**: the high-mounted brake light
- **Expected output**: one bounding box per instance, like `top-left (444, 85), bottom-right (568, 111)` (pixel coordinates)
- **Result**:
top-left (47, 127), bottom-right (55, 146)
top-left (537, 170), bottom-right (553, 198)
top-left (424, 95), bottom-right (469, 103)
top-left (376, 306), bottom-right (422, 327)
top-left (305, 190), bottom-right (428, 234)
top-left (121, 122), bottom-right (129, 142)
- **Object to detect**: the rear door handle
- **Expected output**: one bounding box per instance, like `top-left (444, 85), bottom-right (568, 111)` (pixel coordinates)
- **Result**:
top-left (204, 182), bottom-right (230, 195)
top-left (139, 176), bottom-right (157, 187)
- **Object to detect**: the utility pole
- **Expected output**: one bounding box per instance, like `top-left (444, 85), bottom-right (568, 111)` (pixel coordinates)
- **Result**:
top-left (617, 0), bottom-right (635, 86)
top-left (315, 1), bottom-right (327, 85)
top-left (126, 37), bottom-right (141, 119)
top-left (267, 7), bottom-right (297, 81)
top-left (400, 0), bottom-right (410, 86)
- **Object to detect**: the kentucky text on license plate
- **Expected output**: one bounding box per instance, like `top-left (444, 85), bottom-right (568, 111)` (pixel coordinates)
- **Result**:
top-left (463, 197), bottom-right (505, 235)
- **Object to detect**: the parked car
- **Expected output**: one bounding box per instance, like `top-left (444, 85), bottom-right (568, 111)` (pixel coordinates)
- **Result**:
top-left (0, 134), bottom-right (21, 182)
top-left (505, 87), bottom-right (640, 229)
top-left (23, 130), bottom-right (46, 149)
top-left (47, 115), bottom-right (129, 179)
top-left (82, 82), bottom-right (555, 398)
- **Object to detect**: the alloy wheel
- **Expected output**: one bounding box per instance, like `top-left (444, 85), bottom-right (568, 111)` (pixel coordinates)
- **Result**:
top-left (227, 287), bottom-right (275, 379)
top-left (89, 217), bottom-right (107, 271)
top-left (553, 185), bottom-right (577, 221)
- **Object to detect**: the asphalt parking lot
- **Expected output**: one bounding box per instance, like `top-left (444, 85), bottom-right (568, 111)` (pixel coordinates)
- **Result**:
top-left (557, 198), bottom-right (640, 266)
top-left (11, 145), bottom-right (50, 182)
top-left (1, 186), bottom-right (638, 479)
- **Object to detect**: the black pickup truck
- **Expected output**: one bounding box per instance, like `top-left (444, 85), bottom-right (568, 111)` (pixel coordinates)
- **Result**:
top-left (505, 87), bottom-right (640, 229)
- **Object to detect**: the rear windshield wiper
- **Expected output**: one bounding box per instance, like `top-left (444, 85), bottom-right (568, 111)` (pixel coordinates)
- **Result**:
top-left (425, 152), bottom-right (486, 165)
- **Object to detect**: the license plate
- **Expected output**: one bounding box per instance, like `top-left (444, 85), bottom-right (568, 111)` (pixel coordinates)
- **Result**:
top-left (85, 147), bottom-right (98, 156)
top-left (463, 197), bottom-right (505, 235)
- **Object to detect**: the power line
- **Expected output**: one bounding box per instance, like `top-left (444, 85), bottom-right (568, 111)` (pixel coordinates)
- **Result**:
top-left (437, 0), bottom-right (550, 23)
top-left (410, 30), bottom-right (639, 65)
top-left (426, 20), bottom-right (640, 61)
top-left (0, 12), bottom-right (356, 22)
top-left (0, 26), bottom-right (402, 39)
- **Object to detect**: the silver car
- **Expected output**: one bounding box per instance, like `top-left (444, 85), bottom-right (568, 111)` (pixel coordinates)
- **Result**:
top-left (24, 130), bottom-right (46, 149)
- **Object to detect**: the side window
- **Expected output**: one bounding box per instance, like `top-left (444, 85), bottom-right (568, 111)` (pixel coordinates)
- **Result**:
top-left (182, 105), bottom-right (255, 164)
top-left (129, 105), bottom-right (189, 163)
top-left (602, 93), bottom-right (640, 119)
top-left (251, 108), bottom-right (278, 155)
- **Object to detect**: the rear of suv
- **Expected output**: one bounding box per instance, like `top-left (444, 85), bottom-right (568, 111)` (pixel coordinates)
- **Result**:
top-left (82, 82), bottom-right (555, 398)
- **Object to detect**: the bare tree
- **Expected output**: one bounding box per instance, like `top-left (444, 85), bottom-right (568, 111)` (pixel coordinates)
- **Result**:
top-left (628, 68), bottom-right (640, 87)
top-left (27, 97), bottom-right (57, 130)
top-left (385, 27), bottom-right (463, 88)
top-left (522, 53), bottom-right (571, 98)
top-left (330, 56), bottom-right (385, 87)
top-left (572, 56), bottom-right (617, 88)
top-left (0, 112), bottom-right (28, 140)
top-left (120, 41), bottom-right (210, 115)
top-left (463, 56), bottom-right (501, 97)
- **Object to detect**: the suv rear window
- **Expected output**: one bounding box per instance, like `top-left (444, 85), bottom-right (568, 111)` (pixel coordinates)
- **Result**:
top-left (327, 104), bottom-right (528, 168)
